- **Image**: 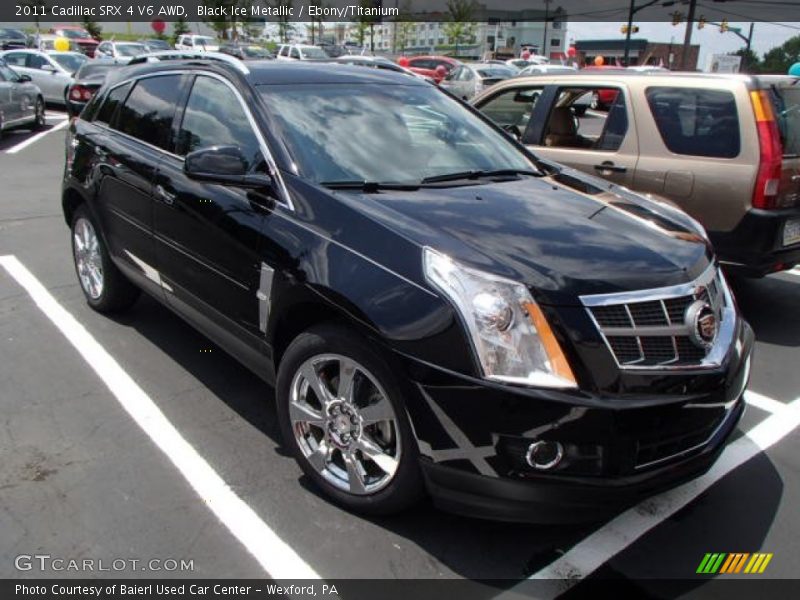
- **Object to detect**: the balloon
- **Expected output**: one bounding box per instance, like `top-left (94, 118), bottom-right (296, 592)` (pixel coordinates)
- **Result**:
top-left (789, 62), bottom-right (800, 76)
top-left (567, 46), bottom-right (576, 58)
top-left (594, 55), bottom-right (605, 66)
top-left (53, 37), bottom-right (70, 52)
top-left (397, 56), bottom-right (409, 67)
top-left (151, 19), bottom-right (166, 35)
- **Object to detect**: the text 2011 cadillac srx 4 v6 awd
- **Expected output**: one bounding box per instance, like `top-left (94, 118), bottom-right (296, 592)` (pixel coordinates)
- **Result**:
top-left (62, 60), bottom-right (754, 522)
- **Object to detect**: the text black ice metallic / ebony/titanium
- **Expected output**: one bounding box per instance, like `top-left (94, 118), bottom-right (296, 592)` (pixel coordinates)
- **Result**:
top-left (62, 61), bottom-right (754, 522)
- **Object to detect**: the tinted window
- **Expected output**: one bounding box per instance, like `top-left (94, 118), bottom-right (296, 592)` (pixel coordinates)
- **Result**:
top-left (95, 82), bottom-right (132, 125)
top-left (646, 87), bottom-right (740, 158)
top-left (51, 53), bottom-right (87, 73)
top-left (115, 76), bottom-right (182, 149)
top-left (177, 76), bottom-right (264, 172)
top-left (290, 47), bottom-right (300, 59)
top-left (27, 54), bottom-right (48, 69)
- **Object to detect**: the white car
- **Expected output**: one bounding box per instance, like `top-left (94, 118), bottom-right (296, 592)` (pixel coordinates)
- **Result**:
top-left (0, 49), bottom-right (87, 104)
top-left (94, 41), bottom-right (148, 63)
top-left (275, 44), bottom-right (329, 61)
top-left (175, 35), bottom-right (220, 52)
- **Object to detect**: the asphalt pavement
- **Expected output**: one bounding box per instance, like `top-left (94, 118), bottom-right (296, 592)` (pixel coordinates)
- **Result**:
top-left (0, 110), bottom-right (798, 594)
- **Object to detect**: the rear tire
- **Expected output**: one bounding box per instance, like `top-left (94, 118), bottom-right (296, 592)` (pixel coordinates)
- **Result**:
top-left (70, 205), bottom-right (140, 313)
top-left (276, 323), bottom-right (425, 516)
top-left (32, 97), bottom-right (45, 130)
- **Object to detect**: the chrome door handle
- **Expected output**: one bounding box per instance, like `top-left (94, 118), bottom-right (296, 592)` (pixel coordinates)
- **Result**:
top-left (155, 185), bottom-right (176, 205)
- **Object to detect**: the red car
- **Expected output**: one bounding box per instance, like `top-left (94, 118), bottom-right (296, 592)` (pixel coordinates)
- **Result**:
top-left (580, 65), bottom-right (624, 109)
top-left (50, 26), bottom-right (99, 57)
top-left (403, 55), bottom-right (459, 84)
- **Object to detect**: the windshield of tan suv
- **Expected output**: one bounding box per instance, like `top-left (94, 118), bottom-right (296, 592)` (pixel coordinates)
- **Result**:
top-left (771, 86), bottom-right (800, 157)
top-left (258, 83), bottom-right (533, 185)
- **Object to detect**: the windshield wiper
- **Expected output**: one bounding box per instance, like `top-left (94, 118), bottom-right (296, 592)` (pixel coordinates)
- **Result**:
top-left (320, 181), bottom-right (420, 193)
top-left (420, 169), bottom-right (541, 184)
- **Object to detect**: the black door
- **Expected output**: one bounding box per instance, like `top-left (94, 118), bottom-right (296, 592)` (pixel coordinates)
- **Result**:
top-left (153, 74), bottom-right (270, 349)
top-left (89, 75), bottom-right (186, 295)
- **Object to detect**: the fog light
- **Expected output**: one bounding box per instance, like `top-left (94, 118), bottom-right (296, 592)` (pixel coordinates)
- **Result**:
top-left (526, 440), bottom-right (564, 470)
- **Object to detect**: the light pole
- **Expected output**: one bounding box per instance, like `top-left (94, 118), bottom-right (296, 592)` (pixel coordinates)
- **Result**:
top-left (541, 0), bottom-right (551, 58)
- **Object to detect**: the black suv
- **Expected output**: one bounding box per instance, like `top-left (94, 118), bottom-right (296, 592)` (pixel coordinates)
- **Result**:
top-left (63, 60), bottom-right (754, 522)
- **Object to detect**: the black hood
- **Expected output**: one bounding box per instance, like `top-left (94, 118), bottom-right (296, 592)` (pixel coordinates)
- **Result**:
top-left (342, 170), bottom-right (712, 305)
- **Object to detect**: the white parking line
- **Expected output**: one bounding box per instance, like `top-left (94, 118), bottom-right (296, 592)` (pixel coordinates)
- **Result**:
top-left (0, 255), bottom-right (321, 580)
top-left (746, 390), bottom-right (790, 415)
top-left (498, 394), bottom-right (800, 598)
top-left (5, 119), bottom-right (69, 155)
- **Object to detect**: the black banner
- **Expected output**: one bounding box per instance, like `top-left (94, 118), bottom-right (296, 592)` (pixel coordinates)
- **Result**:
top-left (2, 1), bottom-right (800, 23)
top-left (5, 579), bottom-right (800, 600)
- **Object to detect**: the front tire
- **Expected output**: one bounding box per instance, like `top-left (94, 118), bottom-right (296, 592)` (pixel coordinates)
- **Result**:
top-left (276, 324), bottom-right (424, 515)
top-left (71, 205), bottom-right (140, 313)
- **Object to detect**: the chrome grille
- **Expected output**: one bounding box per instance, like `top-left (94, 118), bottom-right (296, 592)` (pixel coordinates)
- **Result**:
top-left (581, 266), bottom-right (734, 370)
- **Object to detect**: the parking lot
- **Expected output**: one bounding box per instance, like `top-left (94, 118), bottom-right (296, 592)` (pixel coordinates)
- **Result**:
top-left (1, 108), bottom-right (799, 594)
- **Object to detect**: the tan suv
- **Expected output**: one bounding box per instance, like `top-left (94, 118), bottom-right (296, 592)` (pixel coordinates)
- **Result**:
top-left (473, 72), bottom-right (800, 276)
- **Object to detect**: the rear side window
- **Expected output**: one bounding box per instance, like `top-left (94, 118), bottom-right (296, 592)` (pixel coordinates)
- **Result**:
top-left (769, 86), bottom-right (800, 157)
top-left (646, 87), bottom-right (740, 158)
top-left (93, 82), bottom-right (131, 124)
top-left (115, 75), bottom-right (183, 150)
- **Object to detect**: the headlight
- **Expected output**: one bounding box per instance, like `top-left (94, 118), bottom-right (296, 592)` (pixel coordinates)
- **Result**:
top-left (423, 247), bottom-right (577, 389)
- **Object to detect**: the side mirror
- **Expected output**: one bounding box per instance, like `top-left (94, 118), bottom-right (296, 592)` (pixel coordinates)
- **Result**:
top-left (17, 74), bottom-right (31, 83)
top-left (41, 64), bottom-right (57, 73)
top-left (184, 146), bottom-right (273, 189)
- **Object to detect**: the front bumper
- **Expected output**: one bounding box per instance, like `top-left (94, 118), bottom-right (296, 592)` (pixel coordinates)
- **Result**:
top-left (397, 319), bottom-right (753, 523)
top-left (712, 207), bottom-right (800, 277)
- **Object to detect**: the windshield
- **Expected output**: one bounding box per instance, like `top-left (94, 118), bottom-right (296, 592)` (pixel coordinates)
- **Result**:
top-left (476, 66), bottom-right (515, 79)
top-left (145, 39), bottom-right (170, 49)
top-left (258, 83), bottom-right (532, 185)
top-left (1, 28), bottom-right (26, 39)
top-left (770, 85), bottom-right (800, 157)
top-left (243, 46), bottom-right (269, 58)
top-left (195, 37), bottom-right (216, 46)
top-left (60, 29), bottom-right (92, 39)
top-left (300, 47), bottom-right (329, 59)
top-left (116, 43), bottom-right (146, 57)
top-left (51, 53), bottom-right (88, 73)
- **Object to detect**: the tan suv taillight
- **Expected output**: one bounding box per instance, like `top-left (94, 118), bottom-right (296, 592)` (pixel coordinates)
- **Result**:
top-left (750, 90), bottom-right (784, 210)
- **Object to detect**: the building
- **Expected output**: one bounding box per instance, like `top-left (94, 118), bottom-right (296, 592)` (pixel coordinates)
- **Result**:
top-left (370, 19), bottom-right (567, 59)
top-left (574, 39), bottom-right (700, 70)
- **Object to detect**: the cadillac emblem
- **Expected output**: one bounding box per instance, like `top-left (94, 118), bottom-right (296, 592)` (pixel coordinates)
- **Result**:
top-left (685, 300), bottom-right (718, 349)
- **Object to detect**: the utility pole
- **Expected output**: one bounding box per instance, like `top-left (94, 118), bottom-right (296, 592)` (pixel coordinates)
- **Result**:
top-left (541, 0), bottom-right (550, 58)
top-left (680, 0), bottom-right (697, 70)
top-left (623, 0), bottom-right (635, 66)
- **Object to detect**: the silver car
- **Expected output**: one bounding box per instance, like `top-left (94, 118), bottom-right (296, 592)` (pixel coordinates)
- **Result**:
top-left (0, 49), bottom-right (87, 104)
top-left (0, 58), bottom-right (45, 137)
top-left (440, 63), bottom-right (517, 100)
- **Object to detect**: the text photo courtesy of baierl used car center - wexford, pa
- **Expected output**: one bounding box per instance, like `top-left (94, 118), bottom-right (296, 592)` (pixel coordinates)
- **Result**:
top-left (1, 1), bottom-right (800, 599)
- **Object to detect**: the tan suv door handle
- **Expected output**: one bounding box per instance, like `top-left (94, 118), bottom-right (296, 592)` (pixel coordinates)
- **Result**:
top-left (594, 161), bottom-right (627, 174)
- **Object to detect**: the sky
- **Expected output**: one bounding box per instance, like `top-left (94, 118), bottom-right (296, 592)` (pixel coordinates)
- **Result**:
top-left (567, 21), bottom-right (800, 68)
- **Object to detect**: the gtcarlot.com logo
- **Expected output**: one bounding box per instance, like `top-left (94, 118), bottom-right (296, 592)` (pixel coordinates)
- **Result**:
top-left (696, 552), bottom-right (773, 575)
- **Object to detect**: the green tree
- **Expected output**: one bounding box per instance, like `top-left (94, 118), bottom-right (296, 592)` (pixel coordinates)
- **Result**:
top-left (393, 0), bottom-right (416, 54)
top-left (81, 17), bottom-right (102, 39)
top-left (356, 0), bottom-right (381, 50)
top-left (172, 17), bottom-right (190, 44)
top-left (732, 47), bottom-right (761, 73)
top-left (200, 1), bottom-right (236, 40)
top-left (443, 0), bottom-right (477, 57)
top-left (271, 0), bottom-right (295, 43)
top-left (761, 35), bottom-right (800, 74)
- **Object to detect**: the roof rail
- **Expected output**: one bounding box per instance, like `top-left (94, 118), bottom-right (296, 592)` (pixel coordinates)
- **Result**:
top-left (127, 51), bottom-right (249, 75)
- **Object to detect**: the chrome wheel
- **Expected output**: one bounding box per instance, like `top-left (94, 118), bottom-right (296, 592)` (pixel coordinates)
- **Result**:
top-left (289, 354), bottom-right (401, 495)
top-left (73, 217), bottom-right (104, 300)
